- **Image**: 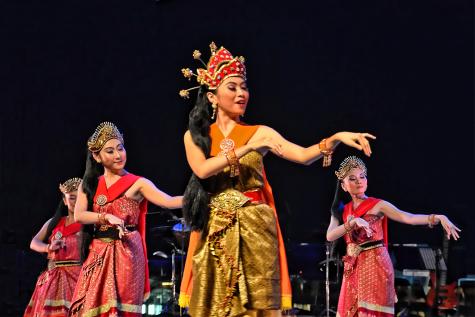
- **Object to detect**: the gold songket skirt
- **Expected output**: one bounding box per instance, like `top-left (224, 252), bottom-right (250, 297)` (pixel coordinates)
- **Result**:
top-left (188, 189), bottom-right (281, 317)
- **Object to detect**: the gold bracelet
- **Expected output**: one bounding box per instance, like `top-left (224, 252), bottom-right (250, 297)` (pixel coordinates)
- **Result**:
top-left (319, 138), bottom-right (333, 167)
top-left (219, 138), bottom-right (240, 177)
top-left (98, 213), bottom-right (108, 225)
top-left (428, 214), bottom-right (437, 228)
top-left (225, 149), bottom-right (240, 177)
top-left (344, 221), bottom-right (354, 233)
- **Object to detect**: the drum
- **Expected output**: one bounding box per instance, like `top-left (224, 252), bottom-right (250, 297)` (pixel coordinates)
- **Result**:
top-left (172, 222), bottom-right (190, 250)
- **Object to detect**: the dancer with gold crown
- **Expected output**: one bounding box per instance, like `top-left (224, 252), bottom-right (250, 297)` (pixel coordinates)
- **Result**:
top-left (327, 156), bottom-right (461, 316)
top-left (178, 42), bottom-right (377, 317)
top-left (24, 177), bottom-right (83, 317)
top-left (68, 122), bottom-right (183, 317)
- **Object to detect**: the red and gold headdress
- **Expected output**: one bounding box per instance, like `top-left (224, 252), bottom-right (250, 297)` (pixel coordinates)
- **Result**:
top-left (59, 177), bottom-right (82, 194)
top-left (87, 122), bottom-right (124, 152)
top-left (335, 156), bottom-right (367, 180)
top-left (179, 42), bottom-right (246, 98)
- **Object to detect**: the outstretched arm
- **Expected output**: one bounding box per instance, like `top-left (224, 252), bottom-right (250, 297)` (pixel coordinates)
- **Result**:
top-left (379, 200), bottom-right (461, 240)
top-left (136, 178), bottom-right (183, 209)
top-left (250, 126), bottom-right (376, 166)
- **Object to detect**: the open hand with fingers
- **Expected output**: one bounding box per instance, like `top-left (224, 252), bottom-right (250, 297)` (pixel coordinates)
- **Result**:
top-left (352, 217), bottom-right (374, 237)
top-left (48, 237), bottom-right (65, 251)
top-left (105, 214), bottom-right (128, 239)
top-left (335, 132), bottom-right (376, 157)
top-left (436, 215), bottom-right (461, 240)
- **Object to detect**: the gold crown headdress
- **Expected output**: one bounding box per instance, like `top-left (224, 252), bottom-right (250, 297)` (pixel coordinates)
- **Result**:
top-left (335, 156), bottom-right (367, 180)
top-left (179, 41), bottom-right (247, 99)
top-left (59, 177), bottom-right (82, 194)
top-left (87, 122), bottom-right (124, 152)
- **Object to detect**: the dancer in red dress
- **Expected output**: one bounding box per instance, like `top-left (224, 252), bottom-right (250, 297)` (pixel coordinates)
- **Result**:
top-left (69, 122), bottom-right (182, 317)
top-left (326, 156), bottom-right (461, 316)
top-left (24, 177), bottom-right (83, 317)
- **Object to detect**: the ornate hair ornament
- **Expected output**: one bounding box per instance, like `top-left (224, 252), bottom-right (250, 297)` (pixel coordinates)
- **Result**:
top-left (59, 177), bottom-right (82, 194)
top-left (179, 41), bottom-right (247, 99)
top-left (335, 156), bottom-right (367, 180)
top-left (87, 122), bottom-right (124, 152)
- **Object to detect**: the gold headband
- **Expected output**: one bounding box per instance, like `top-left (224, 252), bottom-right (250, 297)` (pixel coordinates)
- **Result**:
top-left (59, 177), bottom-right (82, 194)
top-left (87, 122), bottom-right (124, 152)
top-left (335, 156), bottom-right (367, 180)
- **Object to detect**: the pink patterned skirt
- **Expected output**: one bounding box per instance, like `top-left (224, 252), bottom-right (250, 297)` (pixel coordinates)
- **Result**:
top-left (337, 244), bottom-right (395, 317)
top-left (69, 231), bottom-right (145, 317)
top-left (24, 261), bottom-right (81, 317)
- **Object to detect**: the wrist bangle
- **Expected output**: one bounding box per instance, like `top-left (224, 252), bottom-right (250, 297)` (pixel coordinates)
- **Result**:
top-left (428, 214), bottom-right (437, 228)
top-left (219, 138), bottom-right (240, 177)
top-left (98, 213), bottom-right (108, 225)
top-left (319, 138), bottom-right (333, 167)
top-left (344, 221), bottom-right (354, 233)
top-left (225, 149), bottom-right (240, 177)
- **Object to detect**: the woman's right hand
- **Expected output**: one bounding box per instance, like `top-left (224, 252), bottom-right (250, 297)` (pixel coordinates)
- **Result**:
top-left (105, 214), bottom-right (127, 239)
top-left (352, 217), bottom-right (373, 237)
top-left (248, 137), bottom-right (284, 156)
top-left (48, 238), bottom-right (65, 251)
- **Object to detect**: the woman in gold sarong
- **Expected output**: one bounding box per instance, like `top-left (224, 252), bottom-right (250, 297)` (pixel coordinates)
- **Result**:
top-left (178, 42), bottom-right (376, 317)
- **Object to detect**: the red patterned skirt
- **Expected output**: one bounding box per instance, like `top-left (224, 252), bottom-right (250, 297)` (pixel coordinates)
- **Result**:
top-left (69, 231), bottom-right (145, 317)
top-left (24, 261), bottom-right (81, 317)
top-left (337, 245), bottom-right (395, 317)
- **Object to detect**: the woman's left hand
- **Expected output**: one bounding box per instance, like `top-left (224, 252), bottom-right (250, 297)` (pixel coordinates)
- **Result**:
top-left (436, 215), bottom-right (461, 240)
top-left (336, 132), bottom-right (376, 157)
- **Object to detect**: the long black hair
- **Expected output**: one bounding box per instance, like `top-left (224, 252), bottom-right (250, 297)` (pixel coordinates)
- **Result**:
top-left (43, 198), bottom-right (69, 243)
top-left (183, 86), bottom-right (213, 232)
top-left (330, 179), bottom-right (346, 223)
top-left (79, 150), bottom-right (103, 261)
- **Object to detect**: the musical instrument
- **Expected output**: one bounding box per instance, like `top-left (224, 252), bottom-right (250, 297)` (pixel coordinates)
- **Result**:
top-left (426, 235), bottom-right (458, 311)
top-left (148, 218), bottom-right (189, 316)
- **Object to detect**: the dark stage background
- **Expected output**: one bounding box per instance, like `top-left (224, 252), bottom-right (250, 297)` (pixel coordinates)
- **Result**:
top-left (0, 0), bottom-right (473, 315)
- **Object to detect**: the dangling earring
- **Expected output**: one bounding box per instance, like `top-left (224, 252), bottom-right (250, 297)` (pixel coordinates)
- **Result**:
top-left (211, 103), bottom-right (217, 120)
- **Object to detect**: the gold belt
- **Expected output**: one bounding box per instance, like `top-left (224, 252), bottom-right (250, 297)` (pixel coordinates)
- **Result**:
top-left (346, 240), bottom-right (384, 257)
top-left (48, 260), bottom-right (81, 270)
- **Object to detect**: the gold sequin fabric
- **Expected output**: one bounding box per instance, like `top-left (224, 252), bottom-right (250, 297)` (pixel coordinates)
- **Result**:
top-left (337, 215), bottom-right (395, 316)
top-left (188, 151), bottom-right (281, 317)
top-left (69, 196), bottom-right (145, 317)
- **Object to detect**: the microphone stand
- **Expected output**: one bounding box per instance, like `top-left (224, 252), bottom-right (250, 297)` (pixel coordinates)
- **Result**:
top-left (319, 242), bottom-right (337, 317)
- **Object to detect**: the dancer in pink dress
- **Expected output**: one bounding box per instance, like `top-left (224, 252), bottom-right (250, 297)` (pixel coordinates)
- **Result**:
top-left (326, 156), bottom-right (460, 316)
top-left (24, 177), bottom-right (83, 317)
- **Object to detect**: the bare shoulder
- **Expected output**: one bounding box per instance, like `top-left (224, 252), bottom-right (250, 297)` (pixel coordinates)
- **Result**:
top-left (38, 217), bottom-right (54, 231)
top-left (254, 125), bottom-right (279, 137)
top-left (184, 130), bottom-right (194, 145)
top-left (374, 200), bottom-right (398, 214)
top-left (367, 199), bottom-right (389, 215)
top-left (135, 177), bottom-right (152, 187)
top-left (43, 217), bottom-right (54, 227)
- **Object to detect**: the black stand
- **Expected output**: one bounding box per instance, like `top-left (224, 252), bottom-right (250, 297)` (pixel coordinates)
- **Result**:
top-left (318, 242), bottom-right (338, 317)
top-left (159, 218), bottom-right (188, 317)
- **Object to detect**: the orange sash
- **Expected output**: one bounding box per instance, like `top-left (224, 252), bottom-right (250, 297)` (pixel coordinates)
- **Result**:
top-left (94, 173), bottom-right (150, 299)
top-left (179, 122), bottom-right (292, 309)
